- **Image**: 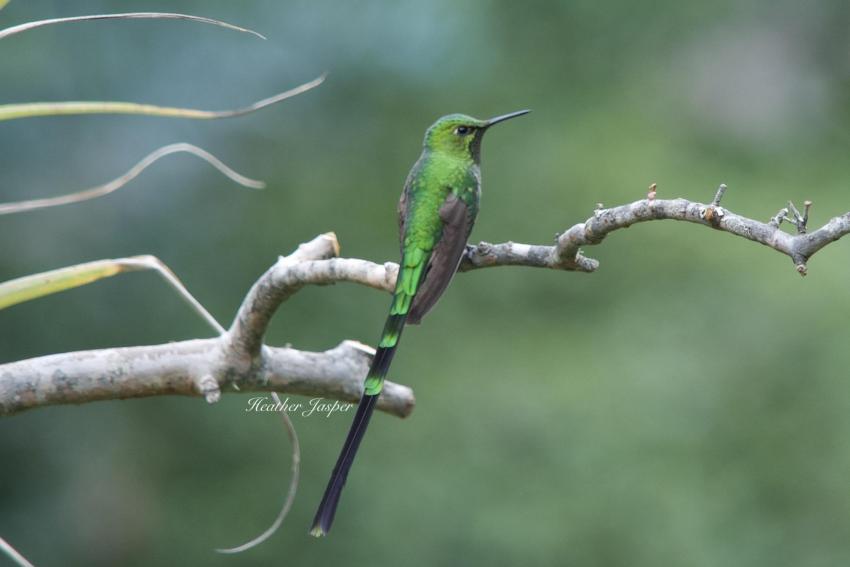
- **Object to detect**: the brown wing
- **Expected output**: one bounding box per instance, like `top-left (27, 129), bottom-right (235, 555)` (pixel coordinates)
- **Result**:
top-left (407, 193), bottom-right (472, 325)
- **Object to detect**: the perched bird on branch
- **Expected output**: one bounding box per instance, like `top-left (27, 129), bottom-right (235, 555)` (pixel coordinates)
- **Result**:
top-left (311, 109), bottom-right (529, 536)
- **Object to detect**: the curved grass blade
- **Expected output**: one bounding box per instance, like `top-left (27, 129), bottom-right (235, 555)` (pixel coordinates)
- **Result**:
top-left (0, 12), bottom-right (265, 41)
top-left (215, 395), bottom-right (301, 554)
top-left (0, 143), bottom-right (263, 216)
top-left (0, 535), bottom-right (35, 567)
top-left (0, 258), bottom-right (302, 553)
top-left (0, 256), bottom-right (221, 331)
top-left (0, 74), bottom-right (326, 122)
top-left (0, 259), bottom-right (125, 311)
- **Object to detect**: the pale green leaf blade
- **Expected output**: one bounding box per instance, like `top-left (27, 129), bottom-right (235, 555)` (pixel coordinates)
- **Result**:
top-left (0, 74), bottom-right (325, 122)
top-left (0, 255), bottom-right (223, 334)
top-left (0, 261), bottom-right (126, 310)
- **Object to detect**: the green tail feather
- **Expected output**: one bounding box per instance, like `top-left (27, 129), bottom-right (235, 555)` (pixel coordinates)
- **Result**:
top-left (310, 251), bottom-right (428, 536)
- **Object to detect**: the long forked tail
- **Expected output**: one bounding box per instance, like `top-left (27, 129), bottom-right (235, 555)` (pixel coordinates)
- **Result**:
top-left (309, 313), bottom-right (406, 537)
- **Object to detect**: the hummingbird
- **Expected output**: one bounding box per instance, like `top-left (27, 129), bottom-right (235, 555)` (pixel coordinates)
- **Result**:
top-left (310, 109), bottom-right (530, 537)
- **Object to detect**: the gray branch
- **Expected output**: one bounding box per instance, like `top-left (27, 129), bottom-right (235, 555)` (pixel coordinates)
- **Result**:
top-left (2, 187), bottom-right (849, 418)
top-left (0, 233), bottom-right (412, 419)
top-left (0, 338), bottom-right (414, 418)
top-left (462, 188), bottom-right (850, 276)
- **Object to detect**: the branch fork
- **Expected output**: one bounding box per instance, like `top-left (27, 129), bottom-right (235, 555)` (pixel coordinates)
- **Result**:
top-left (3, 184), bottom-right (850, 417)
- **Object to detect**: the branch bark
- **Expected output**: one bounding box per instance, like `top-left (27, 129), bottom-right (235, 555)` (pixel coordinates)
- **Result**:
top-left (0, 338), bottom-right (414, 418)
top-left (462, 189), bottom-right (850, 276)
top-left (2, 186), bottom-right (848, 418)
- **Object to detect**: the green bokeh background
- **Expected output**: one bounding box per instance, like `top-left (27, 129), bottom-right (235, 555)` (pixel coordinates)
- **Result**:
top-left (2, 1), bottom-right (849, 565)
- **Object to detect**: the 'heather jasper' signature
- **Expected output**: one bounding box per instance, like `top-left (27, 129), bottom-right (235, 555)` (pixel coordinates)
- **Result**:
top-left (245, 395), bottom-right (354, 418)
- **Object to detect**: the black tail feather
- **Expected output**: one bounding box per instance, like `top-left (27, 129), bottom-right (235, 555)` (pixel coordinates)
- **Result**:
top-left (370, 342), bottom-right (399, 378)
top-left (310, 392), bottom-right (379, 536)
top-left (310, 312), bottom-right (407, 536)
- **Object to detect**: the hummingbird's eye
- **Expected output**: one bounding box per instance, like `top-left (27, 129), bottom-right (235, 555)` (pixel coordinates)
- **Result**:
top-left (455, 126), bottom-right (471, 136)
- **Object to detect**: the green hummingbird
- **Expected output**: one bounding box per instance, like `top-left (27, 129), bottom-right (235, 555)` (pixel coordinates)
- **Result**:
top-left (310, 109), bottom-right (530, 537)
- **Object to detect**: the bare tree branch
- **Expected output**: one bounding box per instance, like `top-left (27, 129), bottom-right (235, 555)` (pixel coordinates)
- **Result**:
top-left (227, 233), bottom-right (396, 360)
top-left (463, 187), bottom-right (850, 276)
top-left (0, 337), bottom-right (413, 418)
top-left (0, 233), bottom-right (412, 418)
top-left (2, 188), bottom-right (849, 418)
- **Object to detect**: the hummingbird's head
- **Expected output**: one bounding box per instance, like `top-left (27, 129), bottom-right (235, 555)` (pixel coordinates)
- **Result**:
top-left (423, 110), bottom-right (530, 162)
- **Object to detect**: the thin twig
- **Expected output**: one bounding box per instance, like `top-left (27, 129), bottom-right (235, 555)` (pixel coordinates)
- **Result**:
top-left (769, 207), bottom-right (789, 228)
top-left (787, 200), bottom-right (811, 234)
top-left (711, 183), bottom-right (727, 206)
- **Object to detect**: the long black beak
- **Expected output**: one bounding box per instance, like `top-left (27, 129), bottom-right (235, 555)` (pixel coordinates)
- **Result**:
top-left (485, 109), bottom-right (531, 128)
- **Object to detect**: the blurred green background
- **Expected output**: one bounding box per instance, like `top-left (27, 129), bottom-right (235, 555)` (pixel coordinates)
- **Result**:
top-left (2, 1), bottom-right (849, 565)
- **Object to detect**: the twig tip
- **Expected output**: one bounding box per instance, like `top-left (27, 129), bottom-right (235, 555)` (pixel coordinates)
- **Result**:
top-left (322, 232), bottom-right (341, 256)
top-left (711, 183), bottom-right (728, 206)
top-left (196, 375), bottom-right (221, 404)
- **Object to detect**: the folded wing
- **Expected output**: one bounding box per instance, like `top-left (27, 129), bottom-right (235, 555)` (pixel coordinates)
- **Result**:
top-left (407, 192), bottom-right (472, 324)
